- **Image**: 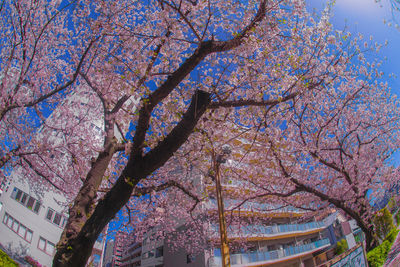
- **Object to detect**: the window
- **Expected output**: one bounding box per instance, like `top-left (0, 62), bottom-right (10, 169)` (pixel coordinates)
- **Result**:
top-left (46, 209), bottom-right (54, 220)
top-left (7, 216), bottom-right (13, 228)
top-left (46, 241), bottom-right (55, 255)
top-left (18, 225), bottom-right (26, 238)
top-left (2, 213), bottom-right (7, 224)
top-left (21, 193), bottom-right (28, 204)
top-left (26, 196), bottom-right (35, 209)
top-left (38, 237), bottom-right (46, 250)
top-left (26, 230), bottom-right (33, 242)
top-left (38, 237), bottom-right (55, 255)
top-left (187, 254), bottom-right (196, 263)
top-left (61, 217), bottom-right (67, 227)
top-left (33, 202), bottom-right (41, 213)
top-left (45, 207), bottom-right (67, 228)
top-left (10, 187), bottom-right (41, 214)
top-left (155, 246), bottom-right (163, 258)
top-left (53, 213), bottom-right (62, 225)
top-left (142, 250), bottom-right (154, 259)
top-left (10, 188), bottom-right (17, 199)
top-left (2, 213), bottom-right (33, 243)
top-left (12, 220), bottom-right (19, 231)
top-left (15, 190), bottom-right (22, 201)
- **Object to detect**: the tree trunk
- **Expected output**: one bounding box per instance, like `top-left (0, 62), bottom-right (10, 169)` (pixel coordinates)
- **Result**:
top-left (53, 175), bottom-right (134, 266)
top-left (289, 177), bottom-right (379, 251)
top-left (364, 225), bottom-right (379, 251)
top-left (53, 90), bottom-right (211, 266)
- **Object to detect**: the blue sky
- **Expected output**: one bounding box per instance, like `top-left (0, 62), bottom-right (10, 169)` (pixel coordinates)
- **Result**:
top-left (307, 0), bottom-right (400, 166)
top-left (307, 0), bottom-right (400, 93)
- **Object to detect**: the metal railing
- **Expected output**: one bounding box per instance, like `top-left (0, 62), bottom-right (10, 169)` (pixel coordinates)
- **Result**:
top-left (208, 238), bottom-right (330, 267)
top-left (210, 221), bottom-right (325, 238)
top-left (205, 199), bottom-right (305, 214)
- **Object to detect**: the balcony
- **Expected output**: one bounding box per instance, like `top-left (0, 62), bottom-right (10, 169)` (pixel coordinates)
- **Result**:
top-left (208, 238), bottom-right (330, 267)
top-left (210, 221), bottom-right (325, 241)
top-left (205, 199), bottom-right (305, 216)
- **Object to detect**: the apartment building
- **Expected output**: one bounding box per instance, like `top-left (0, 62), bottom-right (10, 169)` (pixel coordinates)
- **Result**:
top-left (204, 200), bottom-right (330, 267)
top-left (0, 174), bottom-right (65, 265)
top-left (0, 173), bottom-right (106, 267)
top-left (114, 207), bottom-right (329, 267)
top-left (113, 174), bottom-right (331, 267)
top-left (0, 89), bottom-right (120, 266)
top-left (104, 230), bottom-right (162, 267)
top-left (120, 240), bottom-right (143, 267)
top-left (104, 239), bottom-right (116, 267)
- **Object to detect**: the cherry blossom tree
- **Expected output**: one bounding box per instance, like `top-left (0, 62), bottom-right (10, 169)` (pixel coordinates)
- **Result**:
top-left (207, 39), bottom-right (400, 250)
top-left (0, 0), bottom-right (98, 189)
top-left (263, 75), bottom-right (400, 250)
top-left (1, 0), bottom-right (399, 265)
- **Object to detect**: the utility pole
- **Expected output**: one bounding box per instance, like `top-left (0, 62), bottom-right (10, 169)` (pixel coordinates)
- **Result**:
top-left (213, 145), bottom-right (231, 267)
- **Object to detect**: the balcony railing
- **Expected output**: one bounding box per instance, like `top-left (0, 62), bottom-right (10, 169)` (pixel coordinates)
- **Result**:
top-left (210, 221), bottom-right (325, 239)
top-left (205, 199), bottom-right (305, 214)
top-left (208, 238), bottom-right (330, 267)
top-left (219, 178), bottom-right (290, 193)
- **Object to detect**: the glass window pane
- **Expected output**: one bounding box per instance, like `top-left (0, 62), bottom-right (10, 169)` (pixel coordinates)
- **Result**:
top-left (18, 224), bottom-right (26, 237)
top-left (38, 237), bottom-right (46, 250)
top-left (12, 220), bottom-right (19, 232)
top-left (15, 190), bottom-right (22, 201)
top-left (46, 242), bottom-right (55, 255)
top-left (46, 209), bottom-right (54, 220)
top-left (61, 217), bottom-right (67, 228)
top-left (21, 193), bottom-right (28, 205)
top-left (7, 216), bottom-right (13, 228)
top-left (11, 188), bottom-right (17, 199)
top-left (27, 197), bottom-right (35, 209)
top-left (2, 213), bottom-right (8, 224)
top-left (33, 202), bottom-right (41, 213)
top-left (26, 230), bottom-right (33, 242)
top-left (156, 246), bottom-right (163, 257)
top-left (53, 213), bottom-right (62, 225)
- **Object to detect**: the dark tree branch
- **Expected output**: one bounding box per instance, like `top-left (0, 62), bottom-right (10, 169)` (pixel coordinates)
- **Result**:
top-left (130, 0), bottom-right (268, 158)
top-left (21, 156), bottom-right (64, 192)
top-left (228, 187), bottom-right (302, 212)
top-left (132, 90), bottom-right (211, 177)
top-left (110, 95), bottom-right (131, 114)
top-left (132, 180), bottom-right (200, 204)
top-left (269, 139), bottom-right (377, 250)
top-left (208, 92), bottom-right (298, 109)
top-left (54, 89), bottom-right (211, 267)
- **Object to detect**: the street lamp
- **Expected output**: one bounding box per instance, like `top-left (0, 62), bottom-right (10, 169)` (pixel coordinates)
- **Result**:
top-left (212, 145), bottom-right (231, 267)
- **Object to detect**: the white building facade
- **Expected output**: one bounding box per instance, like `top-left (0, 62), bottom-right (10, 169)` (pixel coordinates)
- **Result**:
top-left (0, 173), bottom-right (68, 266)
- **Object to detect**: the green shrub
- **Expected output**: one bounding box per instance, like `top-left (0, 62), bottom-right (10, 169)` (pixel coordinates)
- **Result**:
top-left (335, 239), bottom-right (348, 255)
top-left (395, 212), bottom-right (400, 225)
top-left (374, 207), bottom-right (395, 240)
top-left (0, 249), bottom-right (18, 267)
top-left (385, 228), bottom-right (399, 243)
top-left (355, 234), bottom-right (361, 243)
top-left (367, 228), bottom-right (399, 267)
top-left (387, 197), bottom-right (397, 213)
top-left (367, 240), bottom-right (391, 267)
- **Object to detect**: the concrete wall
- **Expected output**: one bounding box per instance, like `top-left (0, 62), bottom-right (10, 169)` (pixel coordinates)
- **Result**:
top-left (163, 242), bottom-right (207, 267)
